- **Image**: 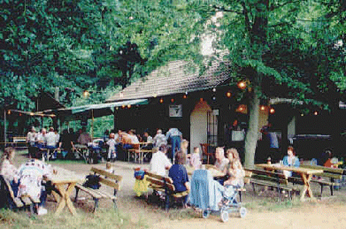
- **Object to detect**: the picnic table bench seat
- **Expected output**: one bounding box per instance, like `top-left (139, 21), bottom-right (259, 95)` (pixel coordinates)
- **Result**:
top-left (145, 171), bottom-right (189, 211)
top-left (74, 167), bottom-right (122, 212)
top-left (299, 164), bottom-right (344, 196)
top-left (0, 175), bottom-right (40, 213)
top-left (245, 168), bottom-right (301, 198)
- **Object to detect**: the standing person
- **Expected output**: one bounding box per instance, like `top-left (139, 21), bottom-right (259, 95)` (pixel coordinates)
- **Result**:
top-left (107, 133), bottom-right (117, 161)
top-left (166, 127), bottom-right (182, 161)
top-left (153, 129), bottom-right (167, 148)
top-left (58, 129), bottom-right (75, 159)
top-left (149, 145), bottom-right (172, 176)
top-left (26, 127), bottom-right (37, 158)
top-left (0, 147), bottom-right (20, 196)
top-left (261, 124), bottom-right (280, 162)
top-left (168, 151), bottom-right (190, 207)
top-left (45, 127), bottom-right (58, 160)
top-left (282, 146), bottom-right (300, 178)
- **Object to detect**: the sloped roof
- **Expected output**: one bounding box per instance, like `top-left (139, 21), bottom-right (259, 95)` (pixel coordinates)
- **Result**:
top-left (106, 60), bottom-right (230, 102)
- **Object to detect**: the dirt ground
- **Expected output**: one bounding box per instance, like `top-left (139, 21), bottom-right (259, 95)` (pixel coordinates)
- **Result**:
top-left (13, 151), bottom-right (346, 229)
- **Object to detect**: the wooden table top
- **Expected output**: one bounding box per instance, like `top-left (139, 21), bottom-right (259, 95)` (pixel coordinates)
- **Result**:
top-left (48, 167), bottom-right (84, 184)
top-left (186, 165), bottom-right (225, 177)
top-left (256, 164), bottom-right (323, 175)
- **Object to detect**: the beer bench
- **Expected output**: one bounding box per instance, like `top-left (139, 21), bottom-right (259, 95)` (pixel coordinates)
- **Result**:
top-left (74, 167), bottom-right (122, 212)
top-left (245, 168), bottom-right (301, 199)
top-left (145, 171), bottom-right (189, 211)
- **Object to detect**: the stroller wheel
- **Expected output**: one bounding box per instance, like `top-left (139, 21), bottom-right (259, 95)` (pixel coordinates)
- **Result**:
top-left (202, 210), bottom-right (210, 219)
top-left (239, 207), bottom-right (247, 218)
top-left (220, 210), bottom-right (229, 223)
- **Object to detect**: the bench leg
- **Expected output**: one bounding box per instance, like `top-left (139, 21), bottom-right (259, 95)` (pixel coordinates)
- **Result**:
top-left (74, 188), bottom-right (80, 202)
top-left (251, 183), bottom-right (256, 194)
top-left (93, 198), bottom-right (99, 213)
top-left (165, 195), bottom-right (170, 211)
top-left (238, 191), bottom-right (242, 202)
top-left (113, 190), bottom-right (118, 209)
top-left (330, 185), bottom-right (334, 196)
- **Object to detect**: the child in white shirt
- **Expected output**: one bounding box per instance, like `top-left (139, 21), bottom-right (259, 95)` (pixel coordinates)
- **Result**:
top-left (107, 133), bottom-right (117, 161)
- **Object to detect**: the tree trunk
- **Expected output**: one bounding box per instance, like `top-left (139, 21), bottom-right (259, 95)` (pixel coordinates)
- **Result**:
top-left (244, 87), bottom-right (261, 169)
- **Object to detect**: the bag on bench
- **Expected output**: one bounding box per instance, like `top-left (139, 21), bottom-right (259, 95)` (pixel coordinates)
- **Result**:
top-left (83, 175), bottom-right (101, 189)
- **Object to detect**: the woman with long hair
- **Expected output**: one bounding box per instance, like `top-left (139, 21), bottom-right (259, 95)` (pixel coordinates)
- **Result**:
top-left (0, 147), bottom-right (20, 196)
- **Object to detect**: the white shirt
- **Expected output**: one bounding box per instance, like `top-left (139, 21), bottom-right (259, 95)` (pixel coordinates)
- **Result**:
top-left (129, 134), bottom-right (139, 144)
top-left (45, 132), bottom-right (57, 147)
top-left (26, 132), bottom-right (37, 143)
top-left (36, 133), bottom-right (46, 144)
top-left (149, 151), bottom-right (172, 176)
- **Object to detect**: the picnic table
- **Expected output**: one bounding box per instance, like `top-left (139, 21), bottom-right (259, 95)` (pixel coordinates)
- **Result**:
top-left (48, 167), bottom-right (84, 215)
top-left (186, 165), bottom-right (225, 178)
top-left (256, 163), bottom-right (323, 201)
top-left (127, 142), bottom-right (153, 164)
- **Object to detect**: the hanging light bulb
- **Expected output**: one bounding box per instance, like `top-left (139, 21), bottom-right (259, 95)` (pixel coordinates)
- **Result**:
top-left (270, 108), bottom-right (275, 114)
top-left (171, 98), bottom-right (174, 103)
top-left (237, 81), bottom-right (247, 90)
top-left (226, 91), bottom-right (231, 98)
top-left (183, 94), bottom-right (187, 99)
top-left (160, 98), bottom-right (164, 103)
top-left (260, 106), bottom-right (266, 111)
top-left (314, 111), bottom-right (318, 115)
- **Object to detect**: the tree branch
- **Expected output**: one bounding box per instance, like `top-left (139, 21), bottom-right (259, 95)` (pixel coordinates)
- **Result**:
top-left (269, 0), bottom-right (301, 11)
top-left (212, 5), bottom-right (242, 15)
top-left (241, 1), bottom-right (252, 34)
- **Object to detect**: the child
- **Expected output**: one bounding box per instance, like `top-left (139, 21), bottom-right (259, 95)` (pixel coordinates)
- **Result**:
top-left (105, 162), bottom-right (115, 174)
top-left (107, 133), bottom-right (117, 161)
top-left (189, 147), bottom-right (202, 169)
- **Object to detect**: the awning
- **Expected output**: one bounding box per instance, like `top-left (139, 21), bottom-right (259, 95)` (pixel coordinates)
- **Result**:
top-left (39, 99), bottom-right (148, 120)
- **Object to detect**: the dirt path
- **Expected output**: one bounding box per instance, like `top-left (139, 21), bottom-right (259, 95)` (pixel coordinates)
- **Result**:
top-left (152, 204), bottom-right (346, 229)
top-left (14, 153), bottom-right (346, 229)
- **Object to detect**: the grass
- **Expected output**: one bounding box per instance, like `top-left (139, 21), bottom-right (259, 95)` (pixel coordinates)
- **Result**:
top-left (0, 208), bottom-right (148, 229)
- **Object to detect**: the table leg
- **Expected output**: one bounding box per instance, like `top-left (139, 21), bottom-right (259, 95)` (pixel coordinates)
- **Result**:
top-left (54, 182), bottom-right (77, 215)
top-left (300, 174), bottom-right (314, 201)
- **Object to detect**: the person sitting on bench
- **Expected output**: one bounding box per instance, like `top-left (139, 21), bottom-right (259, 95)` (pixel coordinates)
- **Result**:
top-left (0, 147), bottom-right (20, 197)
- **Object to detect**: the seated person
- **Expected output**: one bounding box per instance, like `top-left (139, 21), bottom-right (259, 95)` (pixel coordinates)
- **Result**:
top-left (214, 147), bottom-right (229, 172)
top-left (0, 147), bottom-right (20, 197)
top-left (17, 159), bottom-right (53, 215)
top-left (212, 147), bottom-right (229, 184)
top-left (282, 146), bottom-right (300, 177)
top-left (189, 147), bottom-right (202, 169)
top-left (168, 151), bottom-right (189, 206)
top-left (223, 148), bottom-right (245, 189)
top-left (149, 144), bottom-right (172, 176)
top-left (77, 127), bottom-right (92, 146)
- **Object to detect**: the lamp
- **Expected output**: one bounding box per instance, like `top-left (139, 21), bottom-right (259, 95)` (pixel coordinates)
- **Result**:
top-left (237, 81), bottom-right (247, 90)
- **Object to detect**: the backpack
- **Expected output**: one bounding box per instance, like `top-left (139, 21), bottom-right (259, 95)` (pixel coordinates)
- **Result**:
top-left (83, 174), bottom-right (101, 189)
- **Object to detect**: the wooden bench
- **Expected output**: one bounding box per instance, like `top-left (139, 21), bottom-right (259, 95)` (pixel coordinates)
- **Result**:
top-left (74, 167), bottom-right (122, 212)
top-left (299, 164), bottom-right (344, 196)
top-left (246, 168), bottom-right (301, 198)
top-left (145, 171), bottom-right (189, 211)
top-left (0, 175), bottom-right (40, 213)
top-left (12, 136), bottom-right (27, 148)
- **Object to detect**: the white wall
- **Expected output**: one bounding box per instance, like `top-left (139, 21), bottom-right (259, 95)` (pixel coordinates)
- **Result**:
top-left (190, 101), bottom-right (212, 153)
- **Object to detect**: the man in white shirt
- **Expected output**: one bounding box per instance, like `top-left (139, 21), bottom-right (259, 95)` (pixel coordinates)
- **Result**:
top-left (149, 145), bottom-right (172, 176)
top-left (45, 127), bottom-right (58, 159)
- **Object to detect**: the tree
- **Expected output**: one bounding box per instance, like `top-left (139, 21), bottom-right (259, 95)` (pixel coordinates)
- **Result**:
top-left (192, 0), bottom-right (345, 167)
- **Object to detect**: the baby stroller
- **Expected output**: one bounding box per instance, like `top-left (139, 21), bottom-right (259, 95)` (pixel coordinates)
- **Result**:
top-left (189, 169), bottom-right (247, 222)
